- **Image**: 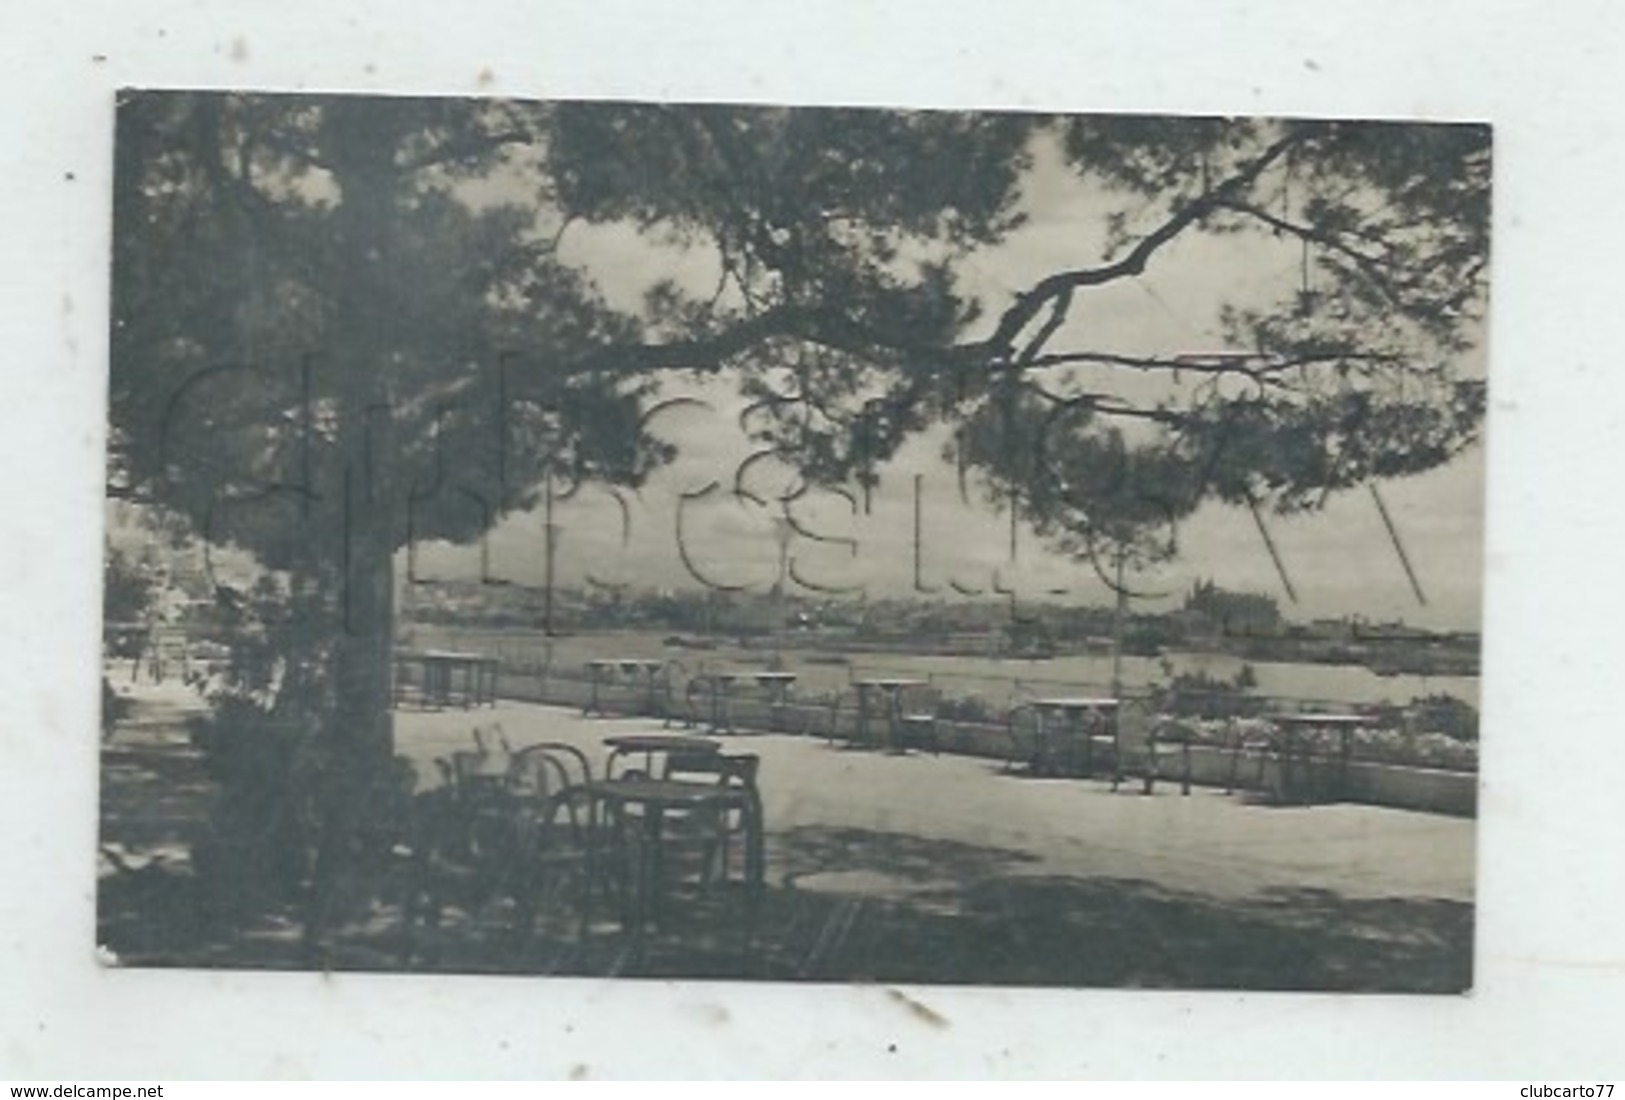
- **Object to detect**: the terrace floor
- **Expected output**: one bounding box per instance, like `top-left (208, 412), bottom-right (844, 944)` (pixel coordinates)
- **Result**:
top-left (96, 685), bottom-right (1476, 991)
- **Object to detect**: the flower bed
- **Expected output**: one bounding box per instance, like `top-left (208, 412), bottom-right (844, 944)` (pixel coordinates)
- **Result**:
top-left (1154, 716), bottom-right (1478, 773)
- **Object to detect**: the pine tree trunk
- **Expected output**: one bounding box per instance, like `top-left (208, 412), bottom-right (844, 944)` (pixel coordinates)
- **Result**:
top-left (303, 103), bottom-right (403, 956)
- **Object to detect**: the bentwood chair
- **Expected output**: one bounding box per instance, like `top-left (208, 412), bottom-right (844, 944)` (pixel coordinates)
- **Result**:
top-left (1108, 698), bottom-right (1159, 793)
top-left (821, 687), bottom-right (864, 748)
top-left (398, 775), bottom-right (527, 965)
top-left (895, 684), bottom-right (943, 754)
top-left (1004, 698), bottom-right (1043, 773)
top-left (1145, 716), bottom-right (1197, 796)
top-left (655, 751), bottom-right (764, 893)
top-left (1224, 718), bottom-right (1278, 797)
top-left (402, 738), bottom-right (594, 964)
top-left (503, 742), bottom-right (599, 943)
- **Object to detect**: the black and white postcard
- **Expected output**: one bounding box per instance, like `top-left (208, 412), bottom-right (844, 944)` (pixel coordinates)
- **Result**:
top-left (97, 92), bottom-right (1487, 993)
top-left (20, 0), bottom-right (1625, 1079)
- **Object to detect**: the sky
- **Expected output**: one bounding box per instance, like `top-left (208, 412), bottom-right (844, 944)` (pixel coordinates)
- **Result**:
top-left (412, 123), bottom-right (1488, 630)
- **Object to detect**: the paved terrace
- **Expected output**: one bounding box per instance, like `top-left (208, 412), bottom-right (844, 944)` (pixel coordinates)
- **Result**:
top-left (97, 686), bottom-right (1475, 990)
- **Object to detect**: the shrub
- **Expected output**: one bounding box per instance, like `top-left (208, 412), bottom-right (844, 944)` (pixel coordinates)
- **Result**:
top-left (185, 577), bottom-right (334, 917)
top-left (187, 695), bottom-right (320, 914)
top-left (1408, 693), bottom-right (1479, 741)
top-left (1149, 663), bottom-right (1266, 719)
top-left (937, 694), bottom-right (1000, 724)
top-left (1147, 715), bottom-right (1478, 772)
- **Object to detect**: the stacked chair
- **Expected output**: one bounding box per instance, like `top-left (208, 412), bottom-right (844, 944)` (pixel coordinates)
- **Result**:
top-left (395, 723), bottom-right (766, 970)
top-left (398, 725), bottom-right (597, 966)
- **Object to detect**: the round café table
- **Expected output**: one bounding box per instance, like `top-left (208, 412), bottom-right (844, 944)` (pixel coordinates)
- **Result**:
top-left (589, 775), bottom-right (763, 958)
top-left (601, 732), bottom-right (721, 781)
top-left (585, 658), bottom-right (669, 716)
top-left (1268, 712), bottom-right (1377, 804)
top-left (753, 671), bottom-right (798, 730)
top-left (851, 678), bottom-right (926, 752)
top-left (1029, 697), bottom-right (1120, 777)
top-left (686, 672), bottom-right (743, 733)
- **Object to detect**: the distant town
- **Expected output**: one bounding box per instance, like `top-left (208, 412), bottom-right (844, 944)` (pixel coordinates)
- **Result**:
top-left (401, 576), bottom-right (1481, 679)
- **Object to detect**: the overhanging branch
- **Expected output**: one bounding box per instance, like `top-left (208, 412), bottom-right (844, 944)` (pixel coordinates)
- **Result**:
top-left (399, 129), bottom-right (533, 174)
top-left (976, 132), bottom-right (1304, 359)
top-left (1216, 198), bottom-right (1399, 302)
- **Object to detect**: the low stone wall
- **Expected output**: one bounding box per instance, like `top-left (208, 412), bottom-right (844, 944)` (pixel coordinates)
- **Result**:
top-left (484, 669), bottom-right (1477, 818)
top-left (1339, 757), bottom-right (1478, 817)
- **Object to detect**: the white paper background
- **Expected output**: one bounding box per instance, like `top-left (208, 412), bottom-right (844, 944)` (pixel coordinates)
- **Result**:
top-left (2, 0), bottom-right (1621, 1079)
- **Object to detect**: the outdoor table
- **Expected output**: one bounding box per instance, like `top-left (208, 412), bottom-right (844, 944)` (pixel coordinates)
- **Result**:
top-left (405, 650), bottom-right (499, 709)
top-left (691, 671), bottom-right (742, 733)
top-left (852, 678), bottom-right (926, 752)
top-left (753, 671), bottom-right (798, 730)
top-left (588, 775), bottom-right (764, 955)
top-left (1269, 712), bottom-right (1377, 804)
top-left (1030, 697), bottom-right (1120, 776)
top-left (583, 659), bottom-right (619, 715)
top-left (601, 732), bottom-right (722, 781)
top-left (585, 658), bottom-right (667, 716)
top-left (620, 658), bottom-right (670, 715)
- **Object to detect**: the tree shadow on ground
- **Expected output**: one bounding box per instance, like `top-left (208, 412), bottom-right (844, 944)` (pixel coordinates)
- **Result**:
top-left (96, 728), bottom-right (226, 957)
top-left (99, 824), bottom-right (1470, 992)
top-left (98, 742), bottom-right (214, 853)
top-left (617, 825), bottom-right (1472, 991)
top-left (774, 823), bottom-right (1044, 893)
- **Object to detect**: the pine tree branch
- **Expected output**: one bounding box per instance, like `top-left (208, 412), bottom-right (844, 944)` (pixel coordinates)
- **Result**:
top-left (1214, 198), bottom-right (1398, 301)
top-left (398, 129), bottom-right (533, 173)
top-left (976, 132), bottom-right (1304, 359)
